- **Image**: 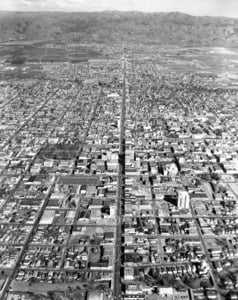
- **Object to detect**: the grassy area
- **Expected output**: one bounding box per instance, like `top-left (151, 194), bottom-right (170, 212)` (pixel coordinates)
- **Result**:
top-left (11, 280), bottom-right (88, 298)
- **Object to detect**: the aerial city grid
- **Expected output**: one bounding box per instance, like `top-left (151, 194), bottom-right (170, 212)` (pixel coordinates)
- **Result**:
top-left (0, 2), bottom-right (238, 300)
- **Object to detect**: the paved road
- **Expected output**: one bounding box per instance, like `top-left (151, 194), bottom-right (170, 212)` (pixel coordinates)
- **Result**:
top-left (0, 92), bottom-right (18, 110)
top-left (203, 181), bottom-right (214, 201)
top-left (190, 201), bottom-right (222, 300)
top-left (113, 57), bottom-right (126, 300)
top-left (123, 261), bottom-right (190, 268)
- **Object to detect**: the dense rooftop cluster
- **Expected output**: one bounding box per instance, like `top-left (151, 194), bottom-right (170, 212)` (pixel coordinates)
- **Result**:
top-left (0, 45), bottom-right (238, 300)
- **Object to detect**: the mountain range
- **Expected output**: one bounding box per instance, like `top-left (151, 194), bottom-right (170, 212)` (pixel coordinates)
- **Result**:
top-left (0, 11), bottom-right (238, 46)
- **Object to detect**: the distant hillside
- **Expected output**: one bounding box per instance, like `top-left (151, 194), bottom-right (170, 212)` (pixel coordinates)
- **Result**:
top-left (0, 11), bottom-right (238, 46)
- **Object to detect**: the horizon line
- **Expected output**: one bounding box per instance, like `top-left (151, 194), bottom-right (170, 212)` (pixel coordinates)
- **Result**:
top-left (0, 10), bottom-right (236, 19)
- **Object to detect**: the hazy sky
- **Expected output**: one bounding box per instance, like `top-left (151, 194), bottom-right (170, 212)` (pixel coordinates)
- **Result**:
top-left (1, 0), bottom-right (238, 18)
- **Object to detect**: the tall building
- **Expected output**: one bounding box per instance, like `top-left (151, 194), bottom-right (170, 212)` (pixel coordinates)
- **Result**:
top-left (177, 190), bottom-right (190, 210)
